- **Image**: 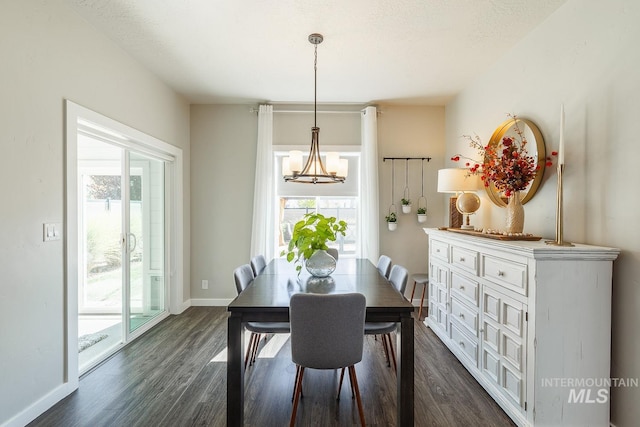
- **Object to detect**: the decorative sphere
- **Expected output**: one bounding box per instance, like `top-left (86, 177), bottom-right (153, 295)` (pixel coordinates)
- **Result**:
top-left (456, 192), bottom-right (481, 214)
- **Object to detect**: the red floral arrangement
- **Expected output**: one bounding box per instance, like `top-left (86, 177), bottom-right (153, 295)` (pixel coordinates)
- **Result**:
top-left (452, 115), bottom-right (556, 197)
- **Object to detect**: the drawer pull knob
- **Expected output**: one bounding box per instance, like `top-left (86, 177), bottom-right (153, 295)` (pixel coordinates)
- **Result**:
top-left (459, 313), bottom-right (465, 319)
top-left (459, 341), bottom-right (465, 348)
top-left (497, 270), bottom-right (505, 277)
top-left (460, 285), bottom-right (465, 291)
top-left (460, 257), bottom-right (465, 261)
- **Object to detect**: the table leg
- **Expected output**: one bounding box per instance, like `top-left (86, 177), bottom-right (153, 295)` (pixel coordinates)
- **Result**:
top-left (227, 313), bottom-right (244, 426)
top-left (397, 315), bottom-right (415, 426)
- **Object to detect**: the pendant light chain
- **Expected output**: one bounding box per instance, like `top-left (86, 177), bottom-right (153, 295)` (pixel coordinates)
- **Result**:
top-left (314, 42), bottom-right (317, 128)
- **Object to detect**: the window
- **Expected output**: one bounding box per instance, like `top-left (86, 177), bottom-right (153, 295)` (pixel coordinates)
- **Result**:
top-left (278, 197), bottom-right (357, 257)
top-left (275, 151), bottom-right (360, 258)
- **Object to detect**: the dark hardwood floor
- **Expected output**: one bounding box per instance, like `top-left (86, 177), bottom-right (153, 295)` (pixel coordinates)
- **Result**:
top-left (29, 307), bottom-right (515, 426)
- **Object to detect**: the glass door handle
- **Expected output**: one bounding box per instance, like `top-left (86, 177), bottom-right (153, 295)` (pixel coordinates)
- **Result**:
top-left (128, 233), bottom-right (137, 253)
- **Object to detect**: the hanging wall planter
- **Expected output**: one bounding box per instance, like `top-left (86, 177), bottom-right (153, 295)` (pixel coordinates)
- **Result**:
top-left (386, 212), bottom-right (398, 231)
top-left (386, 160), bottom-right (398, 231)
top-left (417, 159), bottom-right (427, 223)
top-left (401, 159), bottom-right (412, 213)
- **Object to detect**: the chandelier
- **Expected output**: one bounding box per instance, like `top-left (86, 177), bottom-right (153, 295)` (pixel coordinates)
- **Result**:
top-left (282, 33), bottom-right (347, 184)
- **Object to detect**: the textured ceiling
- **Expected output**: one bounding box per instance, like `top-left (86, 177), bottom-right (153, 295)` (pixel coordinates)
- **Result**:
top-left (65, 0), bottom-right (566, 105)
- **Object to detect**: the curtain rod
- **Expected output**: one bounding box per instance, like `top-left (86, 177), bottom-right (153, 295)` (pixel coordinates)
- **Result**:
top-left (250, 107), bottom-right (361, 114)
top-left (383, 157), bottom-right (432, 162)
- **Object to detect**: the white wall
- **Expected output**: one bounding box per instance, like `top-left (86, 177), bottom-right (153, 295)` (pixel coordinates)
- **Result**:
top-left (378, 105), bottom-right (446, 287)
top-left (0, 1), bottom-right (190, 425)
top-left (445, 0), bottom-right (640, 424)
top-left (190, 105), bottom-right (258, 302)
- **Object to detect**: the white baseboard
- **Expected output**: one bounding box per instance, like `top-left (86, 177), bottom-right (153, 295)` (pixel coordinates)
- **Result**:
top-left (2, 381), bottom-right (77, 427)
top-left (189, 298), bottom-right (233, 306)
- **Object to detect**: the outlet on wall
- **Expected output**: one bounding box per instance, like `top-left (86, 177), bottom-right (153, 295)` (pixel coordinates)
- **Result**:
top-left (202, 279), bottom-right (209, 289)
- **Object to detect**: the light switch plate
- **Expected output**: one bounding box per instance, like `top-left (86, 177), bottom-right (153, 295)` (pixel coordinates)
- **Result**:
top-left (43, 223), bottom-right (62, 242)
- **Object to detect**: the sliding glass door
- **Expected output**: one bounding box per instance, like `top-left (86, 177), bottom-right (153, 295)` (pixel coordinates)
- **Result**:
top-left (78, 136), bottom-right (167, 372)
top-left (128, 152), bottom-right (165, 333)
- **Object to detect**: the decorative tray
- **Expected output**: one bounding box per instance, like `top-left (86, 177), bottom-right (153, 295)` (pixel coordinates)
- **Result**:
top-left (445, 227), bottom-right (542, 241)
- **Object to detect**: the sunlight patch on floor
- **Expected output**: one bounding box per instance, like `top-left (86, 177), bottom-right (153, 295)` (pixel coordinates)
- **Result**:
top-left (209, 331), bottom-right (291, 363)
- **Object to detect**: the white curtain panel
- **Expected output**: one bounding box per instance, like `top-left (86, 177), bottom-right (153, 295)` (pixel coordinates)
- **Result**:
top-left (359, 106), bottom-right (380, 263)
top-left (250, 104), bottom-right (276, 262)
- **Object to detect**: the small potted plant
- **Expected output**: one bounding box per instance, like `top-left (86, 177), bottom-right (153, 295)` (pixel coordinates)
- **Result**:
top-left (385, 212), bottom-right (398, 231)
top-left (417, 207), bottom-right (427, 223)
top-left (401, 198), bottom-right (412, 214)
top-left (281, 212), bottom-right (347, 277)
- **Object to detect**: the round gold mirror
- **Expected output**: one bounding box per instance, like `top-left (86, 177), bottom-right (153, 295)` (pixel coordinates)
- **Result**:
top-left (485, 118), bottom-right (546, 207)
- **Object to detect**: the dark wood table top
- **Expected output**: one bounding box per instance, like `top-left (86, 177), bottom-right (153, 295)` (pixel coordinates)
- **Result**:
top-left (228, 258), bottom-right (414, 315)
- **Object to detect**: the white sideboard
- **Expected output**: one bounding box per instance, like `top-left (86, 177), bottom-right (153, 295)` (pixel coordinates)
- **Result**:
top-left (423, 228), bottom-right (619, 427)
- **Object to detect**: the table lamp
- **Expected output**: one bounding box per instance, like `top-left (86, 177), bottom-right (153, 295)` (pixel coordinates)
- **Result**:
top-left (437, 168), bottom-right (481, 230)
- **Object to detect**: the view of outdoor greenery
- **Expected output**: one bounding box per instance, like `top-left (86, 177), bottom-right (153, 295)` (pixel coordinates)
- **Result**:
top-left (279, 197), bottom-right (357, 255)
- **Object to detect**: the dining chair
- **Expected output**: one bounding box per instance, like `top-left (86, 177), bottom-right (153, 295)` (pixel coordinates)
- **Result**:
top-left (376, 255), bottom-right (392, 279)
top-left (233, 264), bottom-right (290, 368)
top-left (365, 264), bottom-right (408, 372)
top-left (289, 293), bottom-right (366, 427)
top-left (409, 273), bottom-right (429, 320)
top-left (250, 254), bottom-right (267, 277)
top-left (326, 247), bottom-right (339, 260)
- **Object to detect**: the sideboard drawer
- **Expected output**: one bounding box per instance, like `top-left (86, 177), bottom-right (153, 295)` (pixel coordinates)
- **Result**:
top-left (430, 239), bottom-right (450, 263)
top-left (451, 245), bottom-right (479, 275)
top-left (450, 322), bottom-right (478, 367)
top-left (450, 271), bottom-right (479, 306)
top-left (483, 255), bottom-right (527, 295)
top-left (451, 296), bottom-right (478, 337)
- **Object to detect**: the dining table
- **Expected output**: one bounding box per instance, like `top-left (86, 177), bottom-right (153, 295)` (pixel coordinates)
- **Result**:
top-left (227, 257), bottom-right (415, 426)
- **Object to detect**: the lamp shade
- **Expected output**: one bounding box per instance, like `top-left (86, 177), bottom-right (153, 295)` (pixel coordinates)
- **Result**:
top-left (437, 168), bottom-right (481, 193)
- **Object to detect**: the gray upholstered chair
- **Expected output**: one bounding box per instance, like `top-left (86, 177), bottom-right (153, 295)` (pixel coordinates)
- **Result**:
top-left (376, 255), bottom-right (392, 279)
top-left (250, 254), bottom-right (267, 277)
top-left (289, 293), bottom-right (366, 427)
top-left (326, 247), bottom-right (339, 261)
top-left (233, 264), bottom-right (290, 368)
top-left (365, 264), bottom-right (409, 372)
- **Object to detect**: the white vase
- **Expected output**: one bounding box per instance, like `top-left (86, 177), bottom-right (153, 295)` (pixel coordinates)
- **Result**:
top-left (505, 192), bottom-right (525, 233)
top-left (402, 205), bottom-right (412, 214)
top-left (305, 249), bottom-right (336, 277)
top-left (417, 214), bottom-right (427, 223)
top-left (388, 222), bottom-right (398, 231)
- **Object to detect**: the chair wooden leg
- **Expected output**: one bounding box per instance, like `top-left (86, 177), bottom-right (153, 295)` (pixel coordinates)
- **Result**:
top-left (250, 333), bottom-right (261, 365)
top-left (290, 366), bottom-right (305, 427)
top-left (385, 333), bottom-right (397, 373)
top-left (419, 282), bottom-right (427, 320)
top-left (244, 333), bottom-right (256, 369)
top-left (337, 367), bottom-right (346, 400)
top-left (379, 334), bottom-right (391, 367)
top-left (348, 366), bottom-right (366, 427)
top-left (410, 280), bottom-right (417, 301)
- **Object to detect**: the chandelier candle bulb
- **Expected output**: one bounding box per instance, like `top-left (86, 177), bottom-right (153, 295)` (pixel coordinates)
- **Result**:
top-left (325, 152), bottom-right (340, 174)
top-left (338, 158), bottom-right (349, 178)
top-left (289, 150), bottom-right (303, 173)
top-left (282, 157), bottom-right (292, 176)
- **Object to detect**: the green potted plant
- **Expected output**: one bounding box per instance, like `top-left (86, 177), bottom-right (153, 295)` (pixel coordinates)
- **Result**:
top-left (281, 212), bottom-right (347, 276)
top-left (401, 198), bottom-right (412, 213)
top-left (417, 207), bottom-right (427, 223)
top-left (385, 212), bottom-right (398, 231)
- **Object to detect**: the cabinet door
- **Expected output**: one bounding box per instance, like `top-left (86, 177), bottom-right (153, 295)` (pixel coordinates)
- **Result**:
top-left (428, 262), bottom-right (449, 333)
top-left (481, 285), bottom-right (528, 410)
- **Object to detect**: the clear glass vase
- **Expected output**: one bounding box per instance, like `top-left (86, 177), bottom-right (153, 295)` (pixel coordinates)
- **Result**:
top-left (305, 249), bottom-right (337, 277)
